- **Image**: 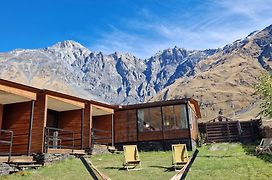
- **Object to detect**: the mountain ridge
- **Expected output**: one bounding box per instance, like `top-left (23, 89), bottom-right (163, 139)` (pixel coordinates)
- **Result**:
top-left (0, 41), bottom-right (216, 104)
top-left (151, 25), bottom-right (272, 120)
top-left (1, 25), bottom-right (272, 121)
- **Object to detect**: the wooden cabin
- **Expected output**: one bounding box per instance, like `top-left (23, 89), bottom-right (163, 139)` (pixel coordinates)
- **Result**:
top-left (92, 98), bottom-right (201, 151)
top-left (0, 79), bottom-right (115, 161)
top-left (1, 78), bottom-right (200, 156)
top-left (0, 79), bottom-right (40, 157)
top-left (41, 90), bottom-right (92, 154)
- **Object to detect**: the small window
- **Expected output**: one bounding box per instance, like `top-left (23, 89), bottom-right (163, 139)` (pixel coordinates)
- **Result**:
top-left (137, 107), bottom-right (162, 132)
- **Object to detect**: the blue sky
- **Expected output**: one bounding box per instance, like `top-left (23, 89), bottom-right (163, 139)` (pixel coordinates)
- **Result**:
top-left (1, 0), bottom-right (272, 58)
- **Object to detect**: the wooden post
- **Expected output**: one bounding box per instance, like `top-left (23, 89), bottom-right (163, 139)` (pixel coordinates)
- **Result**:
top-left (227, 122), bottom-right (230, 142)
top-left (0, 104), bottom-right (3, 130)
top-left (111, 113), bottom-right (114, 146)
top-left (185, 101), bottom-right (192, 150)
top-left (205, 123), bottom-right (209, 142)
top-left (170, 149), bottom-right (199, 180)
top-left (237, 121), bottom-right (242, 141)
top-left (160, 106), bottom-right (165, 150)
top-left (27, 100), bottom-right (35, 156)
top-left (81, 109), bottom-right (85, 149)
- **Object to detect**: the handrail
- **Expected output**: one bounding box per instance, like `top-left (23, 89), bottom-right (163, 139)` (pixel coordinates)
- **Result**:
top-left (91, 128), bottom-right (112, 145)
top-left (92, 128), bottom-right (112, 133)
top-left (0, 129), bottom-right (13, 162)
top-left (45, 127), bottom-right (74, 133)
top-left (44, 127), bottom-right (74, 152)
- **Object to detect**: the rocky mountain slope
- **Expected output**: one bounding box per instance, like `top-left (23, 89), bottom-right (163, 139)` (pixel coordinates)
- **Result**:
top-left (0, 41), bottom-right (215, 104)
top-left (0, 24), bottom-right (272, 121)
top-left (152, 25), bottom-right (272, 121)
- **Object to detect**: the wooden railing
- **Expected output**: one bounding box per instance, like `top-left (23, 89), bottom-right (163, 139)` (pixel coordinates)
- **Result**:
top-left (0, 129), bottom-right (13, 162)
top-left (44, 127), bottom-right (74, 152)
top-left (91, 128), bottom-right (112, 145)
top-left (198, 118), bottom-right (262, 143)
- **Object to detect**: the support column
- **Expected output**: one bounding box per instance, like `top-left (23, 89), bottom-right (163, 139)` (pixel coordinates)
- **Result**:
top-left (81, 108), bottom-right (85, 149)
top-left (111, 113), bottom-right (114, 146)
top-left (28, 100), bottom-right (35, 156)
top-left (0, 104), bottom-right (3, 130)
top-left (185, 101), bottom-right (193, 150)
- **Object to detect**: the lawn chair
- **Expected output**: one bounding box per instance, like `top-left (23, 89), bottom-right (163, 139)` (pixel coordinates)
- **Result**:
top-left (256, 138), bottom-right (272, 155)
top-left (172, 144), bottom-right (189, 171)
top-left (123, 145), bottom-right (141, 171)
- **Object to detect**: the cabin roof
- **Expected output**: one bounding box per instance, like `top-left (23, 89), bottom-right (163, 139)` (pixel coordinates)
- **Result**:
top-left (0, 78), bottom-right (114, 109)
top-left (117, 98), bottom-right (201, 118)
top-left (0, 79), bottom-right (201, 117)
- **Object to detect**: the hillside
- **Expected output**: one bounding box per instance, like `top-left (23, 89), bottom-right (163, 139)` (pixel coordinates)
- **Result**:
top-left (0, 41), bottom-right (215, 104)
top-left (152, 25), bottom-right (272, 121)
top-left (1, 25), bottom-right (272, 120)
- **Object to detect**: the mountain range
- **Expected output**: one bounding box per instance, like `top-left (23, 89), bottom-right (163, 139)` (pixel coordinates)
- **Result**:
top-left (1, 24), bottom-right (272, 121)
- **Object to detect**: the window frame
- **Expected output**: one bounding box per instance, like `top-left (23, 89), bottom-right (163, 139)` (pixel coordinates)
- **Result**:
top-left (136, 104), bottom-right (189, 133)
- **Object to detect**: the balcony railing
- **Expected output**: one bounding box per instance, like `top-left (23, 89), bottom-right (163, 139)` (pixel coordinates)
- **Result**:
top-left (0, 129), bottom-right (13, 162)
top-left (44, 127), bottom-right (74, 152)
top-left (91, 128), bottom-right (112, 145)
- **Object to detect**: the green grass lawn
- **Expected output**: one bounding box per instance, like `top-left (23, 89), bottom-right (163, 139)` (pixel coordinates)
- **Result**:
top-left (2, 143), bottom-right (272, 180)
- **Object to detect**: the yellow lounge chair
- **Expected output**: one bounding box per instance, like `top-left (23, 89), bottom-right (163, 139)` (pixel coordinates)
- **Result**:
top-left (172, 144), bottom-right (189, 171)
top-left (123, 145), bottom-right (141, 171)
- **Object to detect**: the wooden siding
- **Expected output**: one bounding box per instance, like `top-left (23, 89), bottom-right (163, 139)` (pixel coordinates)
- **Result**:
top-left (0, 104), bottom-right (3, 130)
top-left (1, 102), bottom-right (31, 155)
top-left (46, 110), bottom-right (58, 128)
top-left (93, 115), bottom-right (112, 144)
top-left (191, 114), bottom-right (198, 140)
top-left (31, 93), bottom-right (47, 154)
top-left (58, 109), bottom-right (82, 149)
top-left (114, 110), bottom-right (137, 143)
top-left (138, 131), bottom-right (163, 141)
top-left (163, 129), bottom-right (190, 140)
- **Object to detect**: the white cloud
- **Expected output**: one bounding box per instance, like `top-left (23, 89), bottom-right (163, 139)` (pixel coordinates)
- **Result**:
top-left (90, 0), bottom-right (272, 58)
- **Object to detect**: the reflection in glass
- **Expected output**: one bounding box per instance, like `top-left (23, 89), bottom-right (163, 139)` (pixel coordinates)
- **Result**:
top-left (137, 107), bottom-right (162, 132)
top-left (162, 105), bottom-right (188, 130)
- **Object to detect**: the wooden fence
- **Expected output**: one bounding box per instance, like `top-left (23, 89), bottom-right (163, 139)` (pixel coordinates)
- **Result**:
top-left (198, 119), bottom-right (262, 143)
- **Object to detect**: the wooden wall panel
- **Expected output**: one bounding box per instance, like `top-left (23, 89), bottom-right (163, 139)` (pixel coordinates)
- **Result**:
top-left (138, 131), bottom-right (163, 141)
top-left (190, 114), bottom-right (198, 140)
top-left (0, 104), bottom-right (3, 130)
top-left (126, 110), bottom-right (137, 142)
top-left (93, 115), bottom-right (112, 144)
top-left (58, 109), bottom-right (82, 149)
top-left (114, 110), bottom-right (137, 143)
top-left (114, 111), bottom-right (127, 143)
top-left (31, 93), bottom-right (46, 154)
top-left (1, 102), bottom-right (31, 155)
top-left (163, 129), bottom-right (190, 140)
top-left (46, 110), bottom-right (58, 128)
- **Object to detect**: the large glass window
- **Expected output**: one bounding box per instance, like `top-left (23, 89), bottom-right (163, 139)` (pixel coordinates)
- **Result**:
top-left (137, 107), bottom-right (162, 132)
top-left (137, 104), bottom-right (188, 132)
top-left (162, 105), bottom-right (188, 130)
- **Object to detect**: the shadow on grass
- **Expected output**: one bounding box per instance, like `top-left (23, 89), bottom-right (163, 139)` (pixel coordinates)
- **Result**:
top-left (241, 143), bottom-right (272, 163)
top-left (105, 166), bottom-right (127, 171)
top-left (197, 155), bottom-right (239, 158)
top-left (149, 165), bottom-right (175, 172)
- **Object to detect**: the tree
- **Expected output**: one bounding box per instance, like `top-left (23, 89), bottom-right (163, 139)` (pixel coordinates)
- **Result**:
top-left (256, 72), bottom-right (272, 118)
